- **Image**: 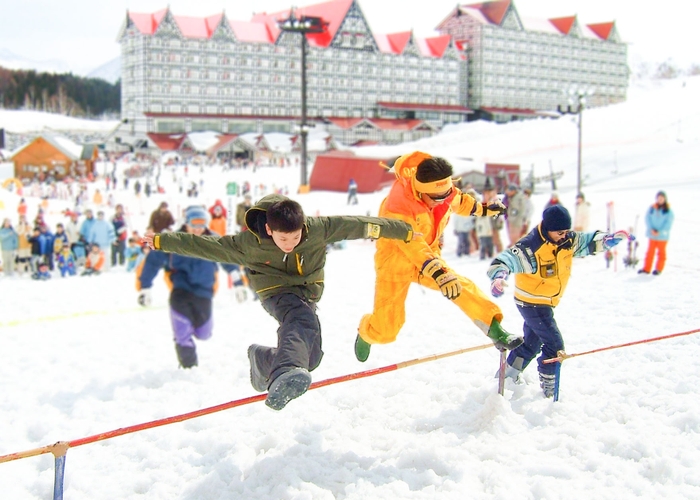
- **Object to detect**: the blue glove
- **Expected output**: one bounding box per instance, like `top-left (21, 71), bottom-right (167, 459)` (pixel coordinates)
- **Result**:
top-left (490, 270), bottom-right (509, 298)
top-left (603, 230), bottom-right (633, 250)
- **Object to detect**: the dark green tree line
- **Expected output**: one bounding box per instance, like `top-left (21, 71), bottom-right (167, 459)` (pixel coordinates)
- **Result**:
top-left (0, 66), bottom-right (120, 116)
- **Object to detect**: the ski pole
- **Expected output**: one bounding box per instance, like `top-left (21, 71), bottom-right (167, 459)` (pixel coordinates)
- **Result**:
top-left (543, 328), bottom-right (700, 364)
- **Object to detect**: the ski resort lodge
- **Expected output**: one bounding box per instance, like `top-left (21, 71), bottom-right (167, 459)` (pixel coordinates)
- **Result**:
top-left (114, 0), bottom-right (628, 147)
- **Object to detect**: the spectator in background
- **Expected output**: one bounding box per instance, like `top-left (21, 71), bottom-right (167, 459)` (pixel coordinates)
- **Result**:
top-left (503, 184), bottom-right (528, 247)
top-left (0, 218), bottom-right (19, 276)
top-left (93, 189), bottom-right (104, 206)
top-left (65, 211), bottom-right (81, 251)
top-left (148, 202), bottom-right (175, 233)
top-left (79, 209), bottom-right (96, 244)
top-left (82, 243), bottom-right (105, 276)
top-left (208, 200), bottom-right (227, 236)
top-left (482, 179), bottom-right (504, 253)
top-left (38, 224), bottom-right (55, 271)
top-left (236, 194), bottom-right (253, 232)
top-left (639, 191), bottom-right (674, 276)
top-left (112, 204), bottom-right (128, 266)
top-left (347, 178), bottom-right (359, 205)
top-left (453, 212), bottom-right (474, 257)
top-left (16, 215), bottom-right (32, 275)
top-left (17, 198), bottom-right (27, 218)
top-left (522, 188), bottom-right (534, 234)
top-left (125, 237), bottom-right (145, 272)
top-left (573, 193), bottom-right (591, 232)
top-left (89, 211), bottom-right (116, 270)
top-left (545, 191), bottom-right (562, 210)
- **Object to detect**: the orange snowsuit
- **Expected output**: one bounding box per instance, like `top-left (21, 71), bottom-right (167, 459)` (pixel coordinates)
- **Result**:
top-left (359, 151), bottom-right (503, 345)
top-left (85, 249), bottom-right (105, 272)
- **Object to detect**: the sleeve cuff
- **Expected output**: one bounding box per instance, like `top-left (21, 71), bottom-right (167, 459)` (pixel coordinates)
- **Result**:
top-left (405, 230), bottom-right (413, 242)
top-left (154, 234), bottom-right (161, 250)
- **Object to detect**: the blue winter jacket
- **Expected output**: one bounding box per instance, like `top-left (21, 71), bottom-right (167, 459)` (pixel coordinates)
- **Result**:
top-left (0, 227), bottom-right (19, 251)
top-left (138, 227), bottom-right (237, 299)
top-left (88, 220), bottom-right (116, 249)
top-left (645, 205), bottom-right (674, 241)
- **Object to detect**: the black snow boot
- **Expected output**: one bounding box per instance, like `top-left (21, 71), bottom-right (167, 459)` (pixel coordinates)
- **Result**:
top-left (248, 344), bottom-right (270, 392)
top-left (175, 344), bottom-right (198, 369)
top-left (265, 368), bottom-right (312, 411)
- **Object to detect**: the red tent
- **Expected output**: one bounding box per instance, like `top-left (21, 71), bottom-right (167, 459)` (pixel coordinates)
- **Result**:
top-left (309, 151), bottom-right (396, 193)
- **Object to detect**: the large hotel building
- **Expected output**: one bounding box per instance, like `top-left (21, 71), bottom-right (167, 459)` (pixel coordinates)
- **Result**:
top-left (116, 0), bottom-right (628, 147)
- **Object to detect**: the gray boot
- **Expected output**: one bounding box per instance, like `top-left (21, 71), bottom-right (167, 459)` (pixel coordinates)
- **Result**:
top-left (495, 356), bottom-right (524, 382)
top-left (539, 373), bottom-right (556, 398)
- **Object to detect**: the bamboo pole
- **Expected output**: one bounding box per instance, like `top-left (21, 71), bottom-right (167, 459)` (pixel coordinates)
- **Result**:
top-left (0, 343), bottom-right (494, 464)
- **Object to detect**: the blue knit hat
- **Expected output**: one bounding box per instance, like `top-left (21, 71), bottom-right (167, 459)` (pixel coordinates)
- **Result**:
top-left (184, 205), bottom-right (209, 228)
top-left (541, 205), bottom-right (571, 232)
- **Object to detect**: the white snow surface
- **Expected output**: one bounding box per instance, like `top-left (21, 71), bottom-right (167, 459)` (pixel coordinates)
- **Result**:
top-left (1, 77), bottom-right (700, 499)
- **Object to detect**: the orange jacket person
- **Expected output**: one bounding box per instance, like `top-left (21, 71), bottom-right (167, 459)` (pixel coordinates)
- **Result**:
top-left (355, 152), bottom-right (523, 362)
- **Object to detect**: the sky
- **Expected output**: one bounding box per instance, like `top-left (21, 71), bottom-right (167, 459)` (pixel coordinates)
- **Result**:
top-left (1, 75), bottom-right (700, 498)
top-left (0, 0), bottom-right (696, 76)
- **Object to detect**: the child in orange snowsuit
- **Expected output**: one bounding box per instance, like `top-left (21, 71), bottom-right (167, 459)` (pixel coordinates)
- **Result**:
top-left (82, 243), bottom-right (105, 276)
top-left (355, 152), bottom-right (523, 361)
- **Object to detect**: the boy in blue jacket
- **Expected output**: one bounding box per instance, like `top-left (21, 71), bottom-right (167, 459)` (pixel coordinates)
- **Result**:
top-left (137, 206), bottom-right (237, 368)
top-left (487, 205), bottom-right (628, 397)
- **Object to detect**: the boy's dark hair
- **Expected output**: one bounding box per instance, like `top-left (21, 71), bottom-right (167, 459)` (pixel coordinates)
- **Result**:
top-left (266, 199), bottom-right (305, 232)
top-left (416, 157), bottom-right (453, 183)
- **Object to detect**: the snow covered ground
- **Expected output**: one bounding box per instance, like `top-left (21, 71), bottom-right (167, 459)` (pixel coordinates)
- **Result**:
top-left (1, 76), bottom-right (699, 499)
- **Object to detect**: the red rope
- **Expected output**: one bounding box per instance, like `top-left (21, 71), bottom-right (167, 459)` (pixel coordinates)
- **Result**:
top-left (543, 327), bottom-right (700, 364)
top-left (0, 343), bottom-right (493, 464)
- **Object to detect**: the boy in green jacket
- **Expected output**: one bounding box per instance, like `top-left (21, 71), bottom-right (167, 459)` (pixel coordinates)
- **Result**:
top-left (143, 195), bottom-right (415, 410)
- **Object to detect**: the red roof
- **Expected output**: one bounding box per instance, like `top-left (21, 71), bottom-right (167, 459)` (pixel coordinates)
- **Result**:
top-left (147, 133), bottom-right (187, 151)
top-left (229, 20), bottom-right (274, 43)
top-left (327, 118), bottom-right (365, 129)
top-left (351, 140), bottom-right (380, 147)
top-left (327, 117), bottom-right (427, 131)
top-left (386, 32), bottom-right (412, 53)
top-left (462, 0), bottom-right (512, 25)
top-left (173, 14), bottom-right (220, 38)
top-left (424, 35), bottom-right (452, 57)
top-left (549, 16), bottom-right (576, 35)
top-left (587, 22), bottom-right (615, 40)
top-left (252, 0), bottom-right (353, 48)
top-left (128, 9), bottom-right (167, 35)
top-left (481, 107), bottom-right (559, 117)
top-left (207, 134), bottom-right (239, 154)
top-left (378, 101), bottom-right (473, 113)
top-left (371, 119), bottom-right (426, 131)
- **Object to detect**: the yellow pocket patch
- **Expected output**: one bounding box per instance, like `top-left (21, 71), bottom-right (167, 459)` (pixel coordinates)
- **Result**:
top-left (366, 223), bottom-right (382, 239)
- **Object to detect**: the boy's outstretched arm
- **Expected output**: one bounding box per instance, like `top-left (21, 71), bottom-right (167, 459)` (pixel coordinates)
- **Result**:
top-left (142, 231), bottom-right (246, 265)
top-left (320, 216), bottom-right (416, 243)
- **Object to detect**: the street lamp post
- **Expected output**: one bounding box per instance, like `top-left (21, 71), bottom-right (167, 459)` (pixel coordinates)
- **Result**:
top-left (277, 9), bottom-right (326, 189)
top-left (568, 88), bottom-right (594, 195)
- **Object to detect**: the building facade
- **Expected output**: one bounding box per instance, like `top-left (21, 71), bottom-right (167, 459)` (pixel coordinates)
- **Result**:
top-left (437, 0), bottom-right (628, 120)
top-left (116, 0), bottom-right (628, 146)
top-left (117, 0), bottom-right (469, 145)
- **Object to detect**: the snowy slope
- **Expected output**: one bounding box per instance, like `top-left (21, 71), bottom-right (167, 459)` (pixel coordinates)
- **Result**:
top-left (0, 77), bottom-right (699, 499)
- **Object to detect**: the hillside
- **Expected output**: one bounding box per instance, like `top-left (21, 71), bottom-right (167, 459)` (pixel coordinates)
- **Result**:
top-left (0, 66), bottom-right (120, 117)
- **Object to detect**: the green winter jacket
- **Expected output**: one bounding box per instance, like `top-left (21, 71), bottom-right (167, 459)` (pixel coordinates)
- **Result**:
top-left (154, 194), bottom-right (414, 302)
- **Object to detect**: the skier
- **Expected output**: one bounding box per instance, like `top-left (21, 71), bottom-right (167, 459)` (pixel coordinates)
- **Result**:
top-left (487, 205), bottom-right (629, 397)
top-left (137, 206), bottom-right (237, 369)
top-left (142, 195), bottom-right (416, 410)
